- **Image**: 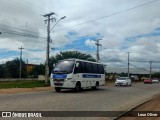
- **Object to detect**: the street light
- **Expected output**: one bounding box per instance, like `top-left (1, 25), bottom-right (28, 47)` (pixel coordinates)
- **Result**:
top-left (50, 16), bottom-right (66, 32)
top-left (45, 15), bottom-right (66, 84)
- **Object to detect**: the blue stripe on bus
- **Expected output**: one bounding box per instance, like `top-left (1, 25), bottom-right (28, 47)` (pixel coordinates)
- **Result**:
top-left (52, 74), bottom-right (67, 79)
top-left (82, 74), bottom-right (101, 78)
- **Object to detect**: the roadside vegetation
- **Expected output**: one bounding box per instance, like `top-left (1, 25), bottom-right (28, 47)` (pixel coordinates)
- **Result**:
top-left (0, 80), bottom-right (48, 89)
top-left (0, 51), bottom-right (96, 78)
top-left (0, 51), bottom-right (96, 89)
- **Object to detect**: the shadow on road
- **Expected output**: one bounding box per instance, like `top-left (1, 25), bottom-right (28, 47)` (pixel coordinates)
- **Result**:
top-left (53, 88), bottom-right (107, 93)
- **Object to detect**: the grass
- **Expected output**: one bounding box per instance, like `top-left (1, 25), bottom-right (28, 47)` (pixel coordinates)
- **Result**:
top-left (0, 80), bottom-right (49, 89)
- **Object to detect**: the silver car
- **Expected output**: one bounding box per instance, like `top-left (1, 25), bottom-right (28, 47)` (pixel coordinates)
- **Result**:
top-left (152, 79), bottom-right (159, 83)
top-left (115, 77), bottom-right (132, 86)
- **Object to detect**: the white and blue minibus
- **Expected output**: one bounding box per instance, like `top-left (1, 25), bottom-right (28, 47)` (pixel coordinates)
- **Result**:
top-left (50, 59), bottom-right (105, 92)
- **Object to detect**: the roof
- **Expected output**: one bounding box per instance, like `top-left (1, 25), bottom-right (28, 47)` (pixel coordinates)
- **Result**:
top-left (106, 67), bottom-right (151, 74)
top-left (25, 64), bottom-right (37, 66)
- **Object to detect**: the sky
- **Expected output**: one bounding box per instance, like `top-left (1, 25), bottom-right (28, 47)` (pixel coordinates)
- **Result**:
top-left (0, 0), bottom-right (160, 71)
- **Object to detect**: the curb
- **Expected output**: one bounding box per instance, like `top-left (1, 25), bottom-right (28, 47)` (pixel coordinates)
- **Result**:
top-left (113, 93), bottom-right (160, 120)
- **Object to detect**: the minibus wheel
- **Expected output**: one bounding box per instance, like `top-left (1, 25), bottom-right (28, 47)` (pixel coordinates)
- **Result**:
top-left (92, 82), bottom-right (99, 90)
top-left (55, 87), bottom-right (61, 92)
top-left (95, 82), bottom-right (99, 89)
top-left (75, 82), bottom-right (81, 92)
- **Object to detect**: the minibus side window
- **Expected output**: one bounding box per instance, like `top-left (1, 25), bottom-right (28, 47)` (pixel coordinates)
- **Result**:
top-left (74, 61), bottom-right (82, 73)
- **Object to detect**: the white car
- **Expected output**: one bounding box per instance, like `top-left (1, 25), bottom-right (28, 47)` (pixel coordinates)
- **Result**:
top-left (152, 79), bottom-right (159, 83)
top-left (115, 77), bottom-right (132, 86)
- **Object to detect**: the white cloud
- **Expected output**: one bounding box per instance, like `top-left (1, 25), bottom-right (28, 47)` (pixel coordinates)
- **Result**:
top-left (85, 39), bottom-right (95, 48)
top-left (0, 57), bottom-right (16, 64)
top-left (0, 0), bottom-right (160, 69)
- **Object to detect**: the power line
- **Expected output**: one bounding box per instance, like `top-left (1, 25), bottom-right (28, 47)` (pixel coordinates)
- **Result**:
top-left (0, 24), bottom-right (40, 35)
top-left (1, 0), bottom-right (159, 35)
top-left (1, 28), bottom-right (70, 44)
top-left (5, 0), bottom-right (42, 16)
top-left (1, 28), bottom-right (70, 45)
top-left (2, 31), bottom-right (46, 40)
top-left (0, 0), bottom-right (46, 31)
top-left (55, 0), bottom-right (159, 32)
top-left (1, 0), bottom-right (158, 46)
top-left (0, 24), bottom-right (47, 40)
top-left (130, 62), bottom-right (157, 77)
top-left (131, 60), bottom-right (160, 63)
top-left (0, 14), bottom-right (46, 30)
top-left (130, 63), bottom-right (149, 72)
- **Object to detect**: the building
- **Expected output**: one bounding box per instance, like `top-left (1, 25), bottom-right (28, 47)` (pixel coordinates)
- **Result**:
top-left (106, 67), bottom-right (150, 75)
top-left (26, 64), bottom-right (37, 73)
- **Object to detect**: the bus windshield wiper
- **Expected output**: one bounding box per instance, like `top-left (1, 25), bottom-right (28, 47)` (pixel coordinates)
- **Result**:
top-left (52, 71), bottom-right (67, 74)
top-left (52, 71), bottom-right (60, 74)
top-left (58, 71), bottom-right (68, 74)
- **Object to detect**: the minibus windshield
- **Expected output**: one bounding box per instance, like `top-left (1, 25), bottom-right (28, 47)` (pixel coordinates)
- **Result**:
top-left (52, 60), bottom-right (75, 74)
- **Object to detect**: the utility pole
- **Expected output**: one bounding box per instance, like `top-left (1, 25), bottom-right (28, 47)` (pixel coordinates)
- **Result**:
top-left (26, 59), bottom-right (28, 78)
top-left (18, 46), bottom-right (24, 79)
top-left (43, 12), bottom-right (56, 84)
top-left (149, 61), bottom-right (152, 79)
top-left (127, 52), bottom-right (131, 78)
top-left (95, 38), bottom-right (102, 62)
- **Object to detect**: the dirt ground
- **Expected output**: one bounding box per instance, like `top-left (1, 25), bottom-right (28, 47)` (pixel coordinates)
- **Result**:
top-left (0, 87), bottom-right (52, 94)
top-left (119, 95), bottom-right (160, 120)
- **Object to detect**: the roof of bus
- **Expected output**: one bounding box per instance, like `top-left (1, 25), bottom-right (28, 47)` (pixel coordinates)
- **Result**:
top-left (59, 58), bottom-right (103, 64)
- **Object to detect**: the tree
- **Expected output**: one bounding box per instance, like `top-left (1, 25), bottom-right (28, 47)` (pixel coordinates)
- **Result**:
top-left (0, 64), bottom-right (6, 78)
top-left (49, 51), bottom-right (96, 73)
top-left (31, 64), bottom-right (45, 77)
top-left (5, 58), bottom-right (27, 78)
top-left (152, 72), bottom-right (160, 78)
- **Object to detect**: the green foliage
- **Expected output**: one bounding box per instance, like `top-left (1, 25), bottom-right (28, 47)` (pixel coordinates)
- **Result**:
top-left (0, 80), bottom-right (47, 89)
top-left (6, 59), bottom-right (25, 78)
top-left (119, 72), bottom-right (128, 77)
top-left (50, 51), bottom-right (96, 63)
top-left (0, 58), bottom-right (27, 78)
top-left (0, 64), bottom-right (6, 78)
top-left (152, 72), bottom-right (160, 78)
top-left (30, 64), bottom-right (45, 77)
top-left (0, 51), bottom-right (95, 78)
top-left (0, 58), bottom-right (45, 78)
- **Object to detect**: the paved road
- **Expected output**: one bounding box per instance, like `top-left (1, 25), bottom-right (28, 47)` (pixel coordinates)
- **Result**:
top-left (0, 82), bottom-right (160, 120)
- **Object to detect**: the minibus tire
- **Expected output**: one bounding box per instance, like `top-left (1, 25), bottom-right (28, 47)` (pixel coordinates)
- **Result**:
top-left (55, 87), bottom-right (61, 92)
top-left (75, 82), bottom-right (81, 92)
top-left (126, 83), bottom-right (128, 86)
top-left (95, 82), bottom-right (99, 89)
top-left (92, 82), bottom-right (99, 90)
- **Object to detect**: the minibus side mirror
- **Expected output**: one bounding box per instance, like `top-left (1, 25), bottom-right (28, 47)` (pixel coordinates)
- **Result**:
top-left (76, 62), bottom-right (79, 67)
